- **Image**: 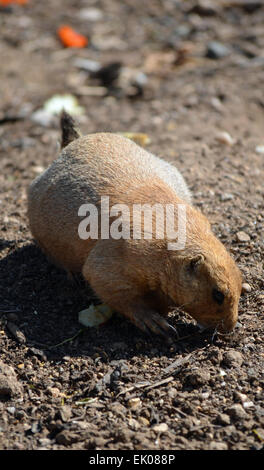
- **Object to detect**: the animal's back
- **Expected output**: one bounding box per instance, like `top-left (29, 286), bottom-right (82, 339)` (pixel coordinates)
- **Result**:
top-left (28, 133), bottom-right (191, 271)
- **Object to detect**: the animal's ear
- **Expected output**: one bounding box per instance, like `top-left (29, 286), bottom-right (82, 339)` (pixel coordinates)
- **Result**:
top-left (189, 254), bottom-right (205, 271)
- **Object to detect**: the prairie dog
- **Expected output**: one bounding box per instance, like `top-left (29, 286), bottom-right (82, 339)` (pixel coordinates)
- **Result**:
top-left (27, 112), bottom-right (242, 336)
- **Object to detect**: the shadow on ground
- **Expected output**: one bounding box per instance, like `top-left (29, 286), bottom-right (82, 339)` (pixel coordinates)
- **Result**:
top-left (0, 241), bottom-right (220, 362)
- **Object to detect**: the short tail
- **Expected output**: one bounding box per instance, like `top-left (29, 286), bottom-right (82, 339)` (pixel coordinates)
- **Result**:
top-left (60, 110), bottom-right (82, 149)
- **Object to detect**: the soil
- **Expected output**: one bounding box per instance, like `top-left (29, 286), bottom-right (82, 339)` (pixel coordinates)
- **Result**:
top-left (0, 0), bottom-right (263, 451)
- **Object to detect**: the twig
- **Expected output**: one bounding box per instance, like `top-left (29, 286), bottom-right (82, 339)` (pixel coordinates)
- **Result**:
top-left (29, 328), bottom-right (86, 350)
top-left (162, 353), bottom-right (192, 376)
top-left (116, 376), bottom-right (174, 397)
top-left (48, 329), bottom-right (85, 349)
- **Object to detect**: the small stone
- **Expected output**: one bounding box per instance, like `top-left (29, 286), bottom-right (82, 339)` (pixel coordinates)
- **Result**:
top-left (215, 131), bottom-right (234, 146)
top-left (226, 404), bottom-right (247, 421)
top-left (234, 391), bottom-right (248, 403)
top-left (0, 361), bottom-right (23, 398)
top-left (206, 41), bottom-right (231, 60)
top-left (127, 397), bottom-right (141, 409)
top-left (7, 406), bottom-right (16, 415)
top-left (220, 193), bottom-right (234, 202)
top-left (59, 405), bottom-right (72, 422)
top-left (211, 97), bottom-right (224, 112)
top-left (167, 388), bottom-right (177, 399)
top-left (38, 438), bottom-right (52, 446)
top-left (209, 348), bottom-right (223, 364)
top-left (73, 58), bottom-right (101, 73)
top-left (73, 421), bottom-right (89, 430)
top-left (47, 387), bottom-right (61, 398)
top-left (185, 369), bottom-right (211, 387)
top-left (236, 231), bottom-right (250, 242)
top-left (243, 401), bottom-right (255, 409)
top-left (209, 441), bottom-right (228, 450)
top-left (217, 413), bottom-right (231, 426)
top-left (255, 145), bottom-right (264, 154)
top-left (31, 421), bottom-right (42, 434)
top-left (56, 430), bottom-right (79, 446)
top-left (222, 350), bottom-right (243, 368)
top-left (14, 409), bottom-right (26, 420)
top-left (31, 109), bottom-right (55, 128)
top-left (77, 8), bottom-right (103, 21)
top-left (138, 416), bottom-right (150, 426)
top-left (32, 166), bottom-right (45, 175)
top-left (152, 423), bottom-right (168, 433)
top-left (128, 418), bottom-right (140, 431)
top-left (242, 283), bottom-right (252, 293)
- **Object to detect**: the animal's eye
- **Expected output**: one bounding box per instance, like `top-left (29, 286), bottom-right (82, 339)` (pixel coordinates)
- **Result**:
top-left (189, 254), bottom-right (204, 271)
top-left (212, 289), bottom-right (225, 305)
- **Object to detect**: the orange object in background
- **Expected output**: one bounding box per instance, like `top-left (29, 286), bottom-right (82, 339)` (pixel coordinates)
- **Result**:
top-left (0, 0), bottom-right (29, 5)
top-left (58, 25), bottom-right (88, 48)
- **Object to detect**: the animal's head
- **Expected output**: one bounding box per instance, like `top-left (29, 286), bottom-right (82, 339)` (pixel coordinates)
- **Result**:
top-left (165, 207), bottom-right (242, 333)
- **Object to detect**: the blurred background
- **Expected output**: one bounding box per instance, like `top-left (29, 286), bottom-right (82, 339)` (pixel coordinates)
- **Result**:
top-left (1, 0), bottom-right (264, 234)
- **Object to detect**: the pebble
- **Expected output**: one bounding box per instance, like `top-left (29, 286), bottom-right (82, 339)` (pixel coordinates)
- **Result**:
top-left (77, 8), bottom-right (103, 22)
top-left (234, 391), bottom-right (248, 403)
top-left (236, 231), bottom-right (250, 242)
top-left (31, 109), bottom-right (55, 128)
top-left (206, 41), bottom-right (231, 60)
top-left (255, 145), bottom-right (264, 154)
top-left (211, 97), bottom-right (224, 112)
top-left (209, 441), bottom-right (228, 450)
top-left (220, 193), bottom-right (234, 202)
top-left (73, 58), bottom-right (101, 73)
top-left (226, 404), bottom-right (247, 420)
top-left (222, 350), bottom-right (243, 368)
top-left (215, 131), bottom-right (234, 146)
top-left (38, 438), bottom-right (52, 446)
top-left (7, 406), bottom-right (16, 415)
top-left (217, 413), bottom-right (231, 426)
top-left (56, 430), bottom-right (79, 446)
top-left (32, 166), bottom-right (45, 175)
top-left (47, 387), bottom-right (61, 398)
top-left (127, 397), bottom-right (141, 409)
top-left (242, 283), bottom-right (252, 294)
top-left (31, 421), bottom-right (41, 434)
top-left (0, 361), bottom-right (23, 398)
top-left (138, 416), bottom-right (150, 426)
top-left (185, 369), bottom-right (211, 387)
top-left (152, 423), bottom-right (168, 433)
top-left (243, 401), bottom-right (255, 409)
top-left (128, 418), bottom-right (140, 431)
top-left (59, 405), bottom-right (72, 422)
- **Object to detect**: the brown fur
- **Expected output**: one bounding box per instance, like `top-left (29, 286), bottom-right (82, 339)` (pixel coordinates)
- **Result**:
top-left (27, 113), bottom-right (242, 336)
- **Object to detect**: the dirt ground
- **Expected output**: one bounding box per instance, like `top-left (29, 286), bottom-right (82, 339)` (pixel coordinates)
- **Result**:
top-left (0, 0), bottom-right (263, 451)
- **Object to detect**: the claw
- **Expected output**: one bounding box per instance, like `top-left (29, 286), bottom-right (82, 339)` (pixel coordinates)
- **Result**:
top-left (132, 310), bottom-right (178, 339)
top-left (152, 313), bottom-right (178, 337)
top-left (133, 317), bottom-right (152, 337)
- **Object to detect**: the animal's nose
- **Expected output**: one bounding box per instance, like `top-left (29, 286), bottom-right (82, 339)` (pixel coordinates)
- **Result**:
top-left (218, 314), bottom-right (238, 333)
